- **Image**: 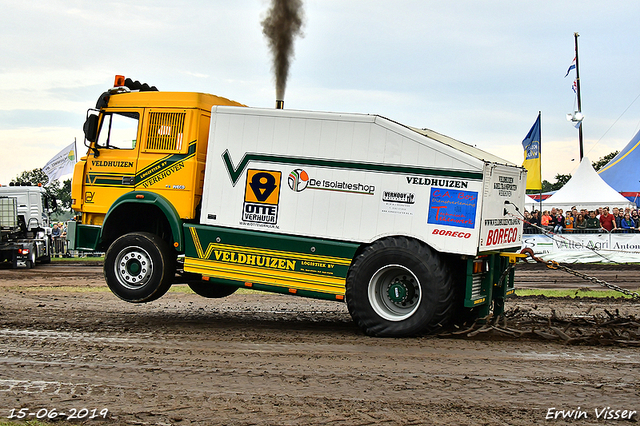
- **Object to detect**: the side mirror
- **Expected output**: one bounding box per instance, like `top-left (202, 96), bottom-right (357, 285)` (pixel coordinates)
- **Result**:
top-left (44, 195), bottom-right (58, 212)
top-left (83, 114), bottom-right (99, 143)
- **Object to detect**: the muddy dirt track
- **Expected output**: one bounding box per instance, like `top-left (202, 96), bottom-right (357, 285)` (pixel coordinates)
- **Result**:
top-left (0, 263), bottom-right (638, 425)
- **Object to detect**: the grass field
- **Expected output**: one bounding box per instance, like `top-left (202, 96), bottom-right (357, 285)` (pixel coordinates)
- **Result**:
top-left (514, 288), bottom-right (639, 299)
top-left (50, 256), bottom-right (103, 262)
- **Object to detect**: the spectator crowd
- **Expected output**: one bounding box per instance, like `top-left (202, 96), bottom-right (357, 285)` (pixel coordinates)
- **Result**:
top-left (523, 206), bottom-right (640, 234)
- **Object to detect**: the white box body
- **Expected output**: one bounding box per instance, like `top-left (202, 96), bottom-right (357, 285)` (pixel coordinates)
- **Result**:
top-left (201, 107), bottom-right (526, 256)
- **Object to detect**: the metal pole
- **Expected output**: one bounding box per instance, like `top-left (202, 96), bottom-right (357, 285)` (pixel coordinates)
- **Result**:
top-left (538, 111), bottom-right (542, 210)
top-left (574, 32), bottom-right (584, 161)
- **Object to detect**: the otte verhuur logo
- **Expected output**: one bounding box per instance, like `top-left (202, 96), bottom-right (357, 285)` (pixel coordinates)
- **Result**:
top-left (242, 169), bottom-right (282, 226)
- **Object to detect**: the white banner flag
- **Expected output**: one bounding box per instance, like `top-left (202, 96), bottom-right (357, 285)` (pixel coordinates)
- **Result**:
top-left (42, 141), bottom-right (76, 181)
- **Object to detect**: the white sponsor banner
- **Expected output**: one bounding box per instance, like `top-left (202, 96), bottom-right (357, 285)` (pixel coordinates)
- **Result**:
top-left (522, 233), bottom-right (640, 263)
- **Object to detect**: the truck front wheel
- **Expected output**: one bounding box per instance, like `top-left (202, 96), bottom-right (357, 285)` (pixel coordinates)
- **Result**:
top-left (346, 237), bottom-right (455, 337)
top-left (104, 232), bottom-right (175, 303)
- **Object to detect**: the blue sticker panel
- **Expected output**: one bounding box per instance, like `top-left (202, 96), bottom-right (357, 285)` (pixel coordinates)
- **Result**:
top-left (427, 188), bottom-right (478, 229)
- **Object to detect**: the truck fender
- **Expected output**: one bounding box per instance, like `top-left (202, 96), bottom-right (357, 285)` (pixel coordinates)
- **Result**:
top-left (102, 191), bottom-right (184, 251)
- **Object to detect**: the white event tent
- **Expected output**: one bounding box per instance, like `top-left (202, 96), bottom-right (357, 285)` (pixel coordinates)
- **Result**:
top-left (543, 157), bottom-right (635, 211)
top-left (524, 194), bottom-right (538, 211)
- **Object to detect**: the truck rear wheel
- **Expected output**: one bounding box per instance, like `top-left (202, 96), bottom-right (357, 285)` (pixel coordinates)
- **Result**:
top-left (104, 232), bottom-right (175, 303)
top-left (188, 282), bottom-right (239, 298)
top-left (346, 237), bottom-right (455, 337)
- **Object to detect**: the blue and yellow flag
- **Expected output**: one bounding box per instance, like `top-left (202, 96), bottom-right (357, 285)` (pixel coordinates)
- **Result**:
top-left (522, 114), bottom-right (542, 190)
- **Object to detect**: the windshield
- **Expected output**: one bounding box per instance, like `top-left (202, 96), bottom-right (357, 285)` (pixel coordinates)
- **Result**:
top-left (96, 111), bottom-right (139, 150)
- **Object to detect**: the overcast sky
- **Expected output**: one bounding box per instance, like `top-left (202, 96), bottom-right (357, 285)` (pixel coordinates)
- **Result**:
top-left (2, 0), bottom-right (640, 185)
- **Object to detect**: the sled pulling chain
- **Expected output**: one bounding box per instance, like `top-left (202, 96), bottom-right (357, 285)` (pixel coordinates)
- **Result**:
top-left (519, 248), bottom-right (640, 300)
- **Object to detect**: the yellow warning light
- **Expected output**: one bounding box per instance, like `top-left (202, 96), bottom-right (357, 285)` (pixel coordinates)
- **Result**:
top-left (114, 75), bottom-right (125, 87)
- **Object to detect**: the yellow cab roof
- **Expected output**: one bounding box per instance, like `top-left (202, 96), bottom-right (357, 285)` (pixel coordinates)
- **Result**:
top-left (106, 91), bottom-right (246, 110)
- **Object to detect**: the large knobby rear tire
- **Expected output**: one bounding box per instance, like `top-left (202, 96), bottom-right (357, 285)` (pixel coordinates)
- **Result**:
top-left (346, 237), bottom-right (455, 337)
top-left (104, 232), bottom-right (175, 303)
top-left (188, 281), bottom-right (239, 298)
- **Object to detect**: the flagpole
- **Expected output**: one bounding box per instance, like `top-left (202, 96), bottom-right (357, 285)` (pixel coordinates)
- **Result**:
top-left (538, 111), bottom-right (542, 211)
top-left (574, 32), bottom-right (584, 161)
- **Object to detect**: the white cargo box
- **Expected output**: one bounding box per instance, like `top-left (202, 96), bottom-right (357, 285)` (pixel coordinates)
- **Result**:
top-left (201, 107), bottom-right (526, 256)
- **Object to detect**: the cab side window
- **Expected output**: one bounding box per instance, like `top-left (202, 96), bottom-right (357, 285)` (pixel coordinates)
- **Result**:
top-left (96, 111), bottom-right (140, 150)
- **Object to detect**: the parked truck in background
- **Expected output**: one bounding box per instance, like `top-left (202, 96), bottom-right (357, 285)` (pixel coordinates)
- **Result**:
top-left (0, 184), bottom-right (52, 268)
top-left (69, 76), bottom-right (527, 337)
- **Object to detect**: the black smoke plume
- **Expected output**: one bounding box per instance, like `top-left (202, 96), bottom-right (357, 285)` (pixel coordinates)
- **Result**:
top-left (261, 0), bottom-right (305, 101)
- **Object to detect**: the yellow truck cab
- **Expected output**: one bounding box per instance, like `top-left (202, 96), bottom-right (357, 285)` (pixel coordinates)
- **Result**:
top-left (71, 76), bottom-right (244, 251)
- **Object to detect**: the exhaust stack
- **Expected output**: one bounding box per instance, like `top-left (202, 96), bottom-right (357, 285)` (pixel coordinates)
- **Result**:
top-left (275, 99), bottom-right (284, 109)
